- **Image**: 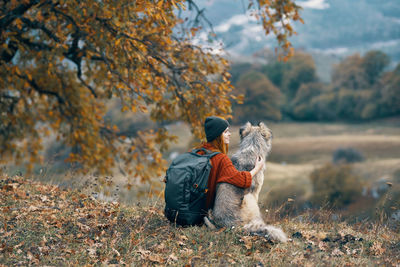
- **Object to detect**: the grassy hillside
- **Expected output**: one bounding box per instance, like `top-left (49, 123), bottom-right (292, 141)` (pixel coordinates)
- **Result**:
top-left (1, 174), bottom-right (399, 266)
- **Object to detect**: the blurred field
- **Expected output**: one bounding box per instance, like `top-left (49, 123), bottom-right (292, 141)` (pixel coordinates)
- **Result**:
top-left (144, 120), bottom-right (400, 195)
top-left (270, 135), bottom-right (400, 163)
top-left (244, 122), bottom-right (399, 217)
top-left (166, 120), bottom-right (400, 217)
top-left (15, 120), bottom-right (399, 216)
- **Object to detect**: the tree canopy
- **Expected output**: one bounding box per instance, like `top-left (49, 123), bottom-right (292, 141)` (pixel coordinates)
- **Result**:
top-left (230, 49), bottom-right (400, 122)
top-left (233, 70), bottom-right (282, 123)
top-left (0, 0), bottom-right (302, 179)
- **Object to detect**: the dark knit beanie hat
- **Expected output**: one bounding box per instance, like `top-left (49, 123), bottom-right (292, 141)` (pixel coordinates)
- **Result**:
top-left (204, 116), bottom-right (229, 142)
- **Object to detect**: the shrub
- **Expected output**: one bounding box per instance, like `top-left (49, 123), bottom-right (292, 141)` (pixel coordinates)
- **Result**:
top-left (331, 54), bottom-right (368, 90)
top-left (232, 70), bottom-right (282, 123)
top-left (362, 50), bottom-right (390, 85)
top-left (374, 184), bottom-right (400, 223)
top-left (310, 163), bottom-right (362, 209)
top-left (310, 93), bottom-right (338, 121)
top-left (336, 89), bottom-right (372, 120)
top-left (332, 147), bottom-right (364, 164)
top-left (289, 82), bottom-right (325, 120)
top-left (264, 183), bottom-right (308, 216)
top-left (378, 69), bottom-right (400, 117)
top-left (394, 169), bottom-right (400, 183)
top-left (290, 92), bottom-right (337, 121)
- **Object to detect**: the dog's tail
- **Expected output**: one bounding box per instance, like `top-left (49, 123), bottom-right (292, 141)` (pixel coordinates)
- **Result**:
top-left (243, 218), bottom-right (288, 243)
top-left (205, 212), bottom-right (287, 243)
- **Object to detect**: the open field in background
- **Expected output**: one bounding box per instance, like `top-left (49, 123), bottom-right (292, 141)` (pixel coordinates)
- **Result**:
top-left (166, 120), bottom-right (400, 222)
top-left (269, 135), bottom-right (400, 164)
top-left (6, 120), bottom-right (399, 218)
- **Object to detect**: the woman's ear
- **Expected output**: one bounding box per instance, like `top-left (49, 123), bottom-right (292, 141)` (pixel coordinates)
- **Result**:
top-left (239, 122), bottom-right (252, 139)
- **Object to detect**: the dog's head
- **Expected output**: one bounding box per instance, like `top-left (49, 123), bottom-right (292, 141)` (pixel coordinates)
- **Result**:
top-left (239, 122), bottom-right (272, 154)
top-left (239, 122), bottom-right (272, 140)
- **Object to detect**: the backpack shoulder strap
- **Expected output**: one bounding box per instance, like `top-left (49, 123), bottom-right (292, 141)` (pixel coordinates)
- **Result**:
top-left (191, 148), bottom-right (220, 159)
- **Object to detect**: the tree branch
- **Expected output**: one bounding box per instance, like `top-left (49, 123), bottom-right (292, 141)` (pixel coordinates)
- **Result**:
top-left (49, 5), bottom-right (97, 98)
top-left (0, 40), bottom-right (18, 63)
top-left (19, 17), bottom-right (61, 42)
top-left (0, 0), bottom-right (40, 31)
top-left (15, 34), bottom-right (53, 51)
top-left (184, 0), bottom-right (216, 36)
top-left (16, 74), bottom-right (66, 105)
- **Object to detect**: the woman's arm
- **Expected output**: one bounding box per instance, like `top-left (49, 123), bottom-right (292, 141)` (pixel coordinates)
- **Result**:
top-left (216, 154), bottom-right (262, 188)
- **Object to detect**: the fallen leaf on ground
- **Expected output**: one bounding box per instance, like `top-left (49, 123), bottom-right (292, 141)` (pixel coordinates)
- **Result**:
top-left (168, 253), bottom-right (178, 262)
top-left (240, 236), bottom-right (253, 250)
top-left (332, 248), bottom-right (344, 256)
top-left (370, 241), bottom-right (386, 256)
top-left (148, 254), bottom-right (165, 263)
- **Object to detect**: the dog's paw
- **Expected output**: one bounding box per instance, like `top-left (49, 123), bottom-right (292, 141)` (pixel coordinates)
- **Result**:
top-left (203, 216), bottom-right (216, 229)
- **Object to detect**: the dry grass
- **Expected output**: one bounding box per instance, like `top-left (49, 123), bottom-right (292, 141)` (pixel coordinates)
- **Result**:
top-left (1, 174), bottom-right (399, 266)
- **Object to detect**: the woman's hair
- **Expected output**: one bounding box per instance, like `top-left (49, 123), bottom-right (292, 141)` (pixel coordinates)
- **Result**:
top-left (210, 134), bottom-right (229, 154)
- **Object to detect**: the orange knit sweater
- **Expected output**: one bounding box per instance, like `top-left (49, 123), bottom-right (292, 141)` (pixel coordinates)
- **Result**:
top-left (198, 143), bottom-right (252, 209)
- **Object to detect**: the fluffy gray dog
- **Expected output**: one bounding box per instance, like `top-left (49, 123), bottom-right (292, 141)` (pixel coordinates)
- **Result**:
top-left (204, 122), bottom-right (287, 243)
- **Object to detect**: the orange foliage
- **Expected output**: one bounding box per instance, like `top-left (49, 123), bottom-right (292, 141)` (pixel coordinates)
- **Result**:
top-left (0, 0), bottom-right (301, 180)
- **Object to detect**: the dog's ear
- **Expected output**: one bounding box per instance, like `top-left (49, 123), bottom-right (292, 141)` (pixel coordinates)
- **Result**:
top-left (259, 122), bottom-right (272, 139)
top-left (239, 122), bottom-right (252, 139)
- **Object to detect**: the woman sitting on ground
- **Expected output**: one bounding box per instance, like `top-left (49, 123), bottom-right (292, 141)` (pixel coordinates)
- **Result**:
top-left (197, 116), bottom-right (264, 210)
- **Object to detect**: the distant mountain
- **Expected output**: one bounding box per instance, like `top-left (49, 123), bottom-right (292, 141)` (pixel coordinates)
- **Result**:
top-left (192, 0), bottom-right (400, 80)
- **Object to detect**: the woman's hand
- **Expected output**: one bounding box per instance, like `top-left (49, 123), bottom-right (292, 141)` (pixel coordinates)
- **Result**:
top-left (250, 156), bottom-right (265, 177)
